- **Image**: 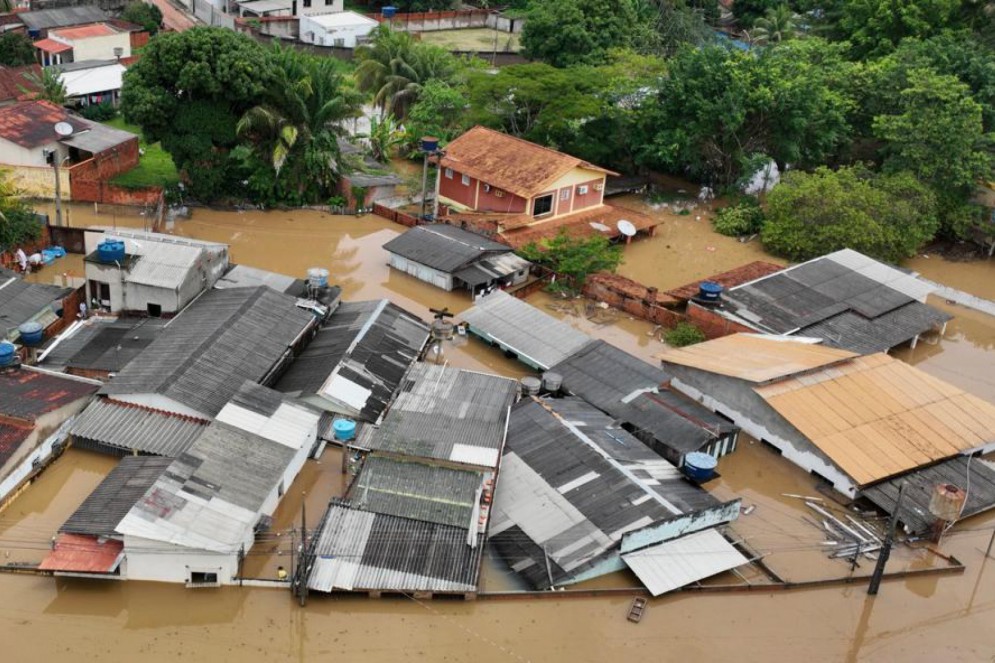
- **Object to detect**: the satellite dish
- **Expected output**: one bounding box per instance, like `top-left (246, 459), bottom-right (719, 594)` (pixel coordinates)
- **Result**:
top-left (617, 219), bottom-right (637, 237)
top-left (54, 121), bottom-right (74, 137)
top-left (589, 222), bottom-right (611, 232)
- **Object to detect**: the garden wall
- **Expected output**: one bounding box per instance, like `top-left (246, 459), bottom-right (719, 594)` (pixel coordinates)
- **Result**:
top-left (582, 272), bottom-right (684, 328)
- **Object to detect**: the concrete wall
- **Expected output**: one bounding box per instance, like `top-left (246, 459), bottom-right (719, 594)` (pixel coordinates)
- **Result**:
top-left (123, 536), bottom-right (240, 584)
top-left (387, 253), bottom-right (453, 291)
top-left (299, 15), bottom-right (376, 47)
top-left (58, 31), bottom-right (131, 61)
top-left (0, 137), bottom-right (69, 168)
top-left (297, 0), bottom-right (342, 16)
top-left (582, 274), bottom-right (684, 328)
top-left (5, 163), bottom-right (72, 198)
top-left (665, 366), bottom-right (857, 497)
top-left (0, 395), bottom-right (91, 485)
top-left (686, 302), bottom-right (760, 339)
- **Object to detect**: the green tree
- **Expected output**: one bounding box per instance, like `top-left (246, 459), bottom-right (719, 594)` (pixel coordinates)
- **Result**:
top-left (0, 170), bottom-right (41, 250)
top-left (732, 0), bottom-right (786, 27)
top-left (748, 4), bottom-right (801, 44)
top-left (521, 0), bottom-right (647, 67)
top-left (121, 1), bottom-right (163, 35)
top-left (406, 80), bottom-right (468, 145)
top-left (761, 166), bottom-right (939, 262)
top-left (364, 113), bottom-right (406, 163)
top-left (873, 68), bottom-right (993, 236)
top-left (24, 68), bottom-right (67, 105)
top-left (121, 27), bottom-right (268, 201)
top-left (636, 0), bottom-right (716, 56)
top-left (519, 230), bottom-right (623, 291)
top-left (0, 32), bottom-right (35, 67)
top-left (839, 0), bottom-right (960, 56)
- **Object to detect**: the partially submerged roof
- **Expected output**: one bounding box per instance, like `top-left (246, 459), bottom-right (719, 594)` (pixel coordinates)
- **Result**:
top-left (19, 7), bottom-right (110, 31)
top-left (215, 264), bottom-right (304, 296)
top-left (755, 353), bottom-right (995, 486)
top-left (70, 398), bottom-right (207, 457)
top-left (60, 456), bottom-right (173, 537)
top-left (621, 528), bottom-right (747, 597)
top-left (461, 290), bottom-right (591, 370)
top-left (552, 340), bottom-right (670, 410)
top-left (100, 286), bottom-right (315, 417)
top-left (40, 317), bottom-right (166, 373)
top-left (440, 126), bottom-right (616, 200)
top-left (0, 267), bottom-right (71, 340)
top-left (308, 502), bottom-right (483, 594)
top-left (0, 367), bottom-right (97, 422)
top-left (496, 203), bottom-right (661, 249)
top-left (38, 533), bottom-right (123, 574)
top-left (274, 300), bottom-right (428, 423)
top-left (364, 363), bottom-right (517, 469)
top-left (382, 224), bottom-right (513, 274)
top-left (862, 457), bottom-right (995, 535)
top-left (717, 249), bottom-right (950, 353)
top-left (659, 333), bottom-right (857, 383)
top-left (665, 260), bottom-right (783, 302)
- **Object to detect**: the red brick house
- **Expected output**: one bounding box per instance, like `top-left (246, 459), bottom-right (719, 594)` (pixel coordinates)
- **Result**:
top-left (435, 126), bottom-right (660, 248)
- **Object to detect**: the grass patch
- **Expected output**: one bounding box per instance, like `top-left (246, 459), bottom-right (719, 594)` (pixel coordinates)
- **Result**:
top-left (418, 28), bottom-right (520, 52)
top-left (105, 117), bottom-right (180, 189)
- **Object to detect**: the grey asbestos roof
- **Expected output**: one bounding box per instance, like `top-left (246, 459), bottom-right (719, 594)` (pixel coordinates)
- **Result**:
top-left (365, 363), bottom-right (518, 468)
top-left (274, 300), bottom-right (429, 423)
top-left (40, 317), bottom-right (166, 373)
top-left (349, 455), bottom-right (483, 528)
top-left (0, 267), bottom-right (70, 339)
top-left (721, 249), bottom-right (950, 353)
top-left (461, 291), bottom-right (592, 370)
top-left (18, 6), bottom-right (110, 30)
top-left (60, 456), bottom-right (172, 538)
top-left (61, 123), bottom-right (136, 157)
top-left (489, 398), bottom-right (720, 589)
top-left (308, 502), bottom-right (483, 594)
top-left (70, 398), bottom-right (207, 457)
top-left (215, 264), bottom-right (305, 296)
top-left (382, 224), bottom-right (511, 273)
top-left (100, 286), bottom-right (314, 417)
top-left (862, 457), bottom-right (995, 535)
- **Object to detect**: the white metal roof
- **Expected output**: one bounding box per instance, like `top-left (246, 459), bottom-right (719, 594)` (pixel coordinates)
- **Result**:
top-left (305, 10), bottom-right (378, 28)
top-left (216, 396), bottom-right (319, 451)
top-left (622, 529), bottom-right (748, 596)
top-left (59, 63), bottom-right (124, 97)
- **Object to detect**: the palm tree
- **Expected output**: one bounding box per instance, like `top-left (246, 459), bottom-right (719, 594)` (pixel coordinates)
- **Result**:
top-left (363, 114), bottom-right (406, 163)
top-left (22, 68), bottom-right (67, 105)
top-left (237, 45), bottom-right (361, 203)
top-left (748, 5), bottom-right (800, 46)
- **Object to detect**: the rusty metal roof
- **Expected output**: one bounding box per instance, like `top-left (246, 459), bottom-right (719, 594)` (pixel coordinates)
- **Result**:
top-left (0, 65), bottom-right (42, 104)
top-left (0, 367), bottom-right (98, 423)
top-left (38, 533), bottom-right (123, 574)
top-left (0, 100), bottom-right (86, 148)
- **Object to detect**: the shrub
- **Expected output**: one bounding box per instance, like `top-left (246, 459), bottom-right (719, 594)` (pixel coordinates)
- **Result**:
top-left (665, 322), bottom-right (706, 347)
top-left (713, 201), bottom-right (764, 237)
top-left (80, 101), bottom-right (117, 122)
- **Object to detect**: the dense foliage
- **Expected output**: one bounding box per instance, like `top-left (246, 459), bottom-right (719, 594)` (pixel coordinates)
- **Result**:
top-left (519, 231), bottom-right (624, 292)
top-left (713, 201), bottom-right (765, 237)
top-left (0, 32), bottom-right (35, 67)
top-left (121, 1), bottom-right (163, 35)
top-left (0, 171), bottom-right (41, 250)
top-left (521, 0), bottom-right (646, 67)
top-left (664, 322), bottom-right (707, 347)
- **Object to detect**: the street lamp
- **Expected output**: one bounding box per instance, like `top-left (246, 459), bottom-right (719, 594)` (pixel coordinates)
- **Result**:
top-left (419, 136), bottom-right (444, 221)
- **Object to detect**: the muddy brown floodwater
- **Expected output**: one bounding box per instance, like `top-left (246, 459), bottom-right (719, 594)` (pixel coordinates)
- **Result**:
top-left (7, 202), bottom-right (995, 661)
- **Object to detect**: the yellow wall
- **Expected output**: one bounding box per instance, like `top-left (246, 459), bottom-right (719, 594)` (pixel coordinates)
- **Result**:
top-left (6, 165), bottom-right (71, 199)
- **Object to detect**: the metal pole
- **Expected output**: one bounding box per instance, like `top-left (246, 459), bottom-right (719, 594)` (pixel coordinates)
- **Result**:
top-left (868, 482), bottom-right (905, 595)
top-left (53, 158), bottom-right (63, 227)
top-left (419, 150), bottom-right (429, 220)
top-left (986, 528), bottom-right (995, 559)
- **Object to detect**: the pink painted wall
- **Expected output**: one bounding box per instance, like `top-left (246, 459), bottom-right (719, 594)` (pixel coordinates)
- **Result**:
top-left (439, 168), bottom-right (477, 208)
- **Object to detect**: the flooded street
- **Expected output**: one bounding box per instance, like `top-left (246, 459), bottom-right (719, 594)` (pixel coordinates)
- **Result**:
top-left (6, 202), bottom-right (995, 660)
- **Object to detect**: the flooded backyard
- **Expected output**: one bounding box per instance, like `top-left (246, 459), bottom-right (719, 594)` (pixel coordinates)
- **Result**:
top-left (8, 200), bottom-right (995, 660)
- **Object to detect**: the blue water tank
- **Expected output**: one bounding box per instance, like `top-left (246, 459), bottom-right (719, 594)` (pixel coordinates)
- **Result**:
top-left (0, 341), bottom-right (16, 366)
top-left (382, 5), bottom-right (397, 18)
top-left (333, 419), bottom-right (357, 442)
top-left (19, 322), bottom-right (44, 347)
top-left (698, 281), bottom-right (724, 303)
top-left (307, 267), bottom-right (329, 288)
top-left (97, 239), bottom-right (126, 263)
top-left (420, 136), bottom-right (439, 153)
top-left (684, 451), bottom-right (718, 482)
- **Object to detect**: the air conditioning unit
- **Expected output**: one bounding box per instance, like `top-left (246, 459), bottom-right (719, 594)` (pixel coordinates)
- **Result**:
top-left (494, 190), bottom-right (505, 198)
top-left (577, 185), bottom-right (589, 195)
top-left (594, 182), bottom-right (604, 191)
top-left (483, 184), bottom-right (491, 192)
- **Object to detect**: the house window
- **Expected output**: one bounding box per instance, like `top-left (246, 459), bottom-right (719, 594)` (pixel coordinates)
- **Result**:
top-left (278, 480), bottom-right (285, 497)
top-left (560, 189), bottom-right (570, 201)
top-left (533, 194), bottom-right (554, 217)
top-left (461, 174), bottom-right (470, 186)
top-left (445, 168), bottom-right (453, 179)
top-left (303, 0), bottom-right (311, 7)
top-left (187, 571), bottom-right (220, 587)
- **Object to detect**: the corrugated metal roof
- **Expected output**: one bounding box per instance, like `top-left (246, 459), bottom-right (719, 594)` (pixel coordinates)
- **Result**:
top-left (0, 267), bottom-right (71, 339)
top-left (799, 304), bottom-right (951, 355)
top-left (755, 353), bottom-right (995, 486)
top-left (382, 224), bottom-right (512, 273)
top-left (19, 7), bottom-right (110, 30)
top-left (365, 364), bottom-right (517, 468)
top-left (100, 287), bottom-right (315, 417)
top-left (70, 398), bottom-right (206, 457)
top-left (40, 317), bottom-right (167, 373)
top-left (216, 381), bottom-right (320, 451)
top-left (215, 264), bottom-right (302, 294)
top-left (60, 455), bottom-right (173, 537)
top-left (0, 367), bottom-right (98, 422)
top-left (622, 529), bottom-right (747, 596)
top-left (308, 503), bottom-right (483, 593)
top-left (38, 533), bottom-right (123, 574)
top-left (659, 333), bottom-right (856, 383)
top-left (551, 339), bottom-right (669, 408)
top-left (349, 455), bottom-right (483, 528)
top-left (453, 252), bottom-right (531, 287)
top-left (614, 391), bottom-right (733, 454)
top-left (59, 121), bottom-right (135, 155)
top-left (275, 300), bottom-right (429, 423)
top-left (461, 291), bottom-right (592, 370)
top-left (862, 457), bottom-right (995, 535)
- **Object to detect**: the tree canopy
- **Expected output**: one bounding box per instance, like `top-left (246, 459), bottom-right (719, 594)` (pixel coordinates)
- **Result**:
top-left (0, 32), bottom-right (35, 67)
top-left (519, 230), bottom-right (624, 292)
top-left (121, 1), bottom-right (163, 35)
top-left (521, 0), bottom-right (646, 67)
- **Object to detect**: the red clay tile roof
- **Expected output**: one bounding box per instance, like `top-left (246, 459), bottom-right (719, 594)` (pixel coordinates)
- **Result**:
top-left (50, 22), bottom-right (119, 40)
top-left (0, 422), bottom-right (32, 470)
top-left (0, 367), bottom-right (97, 422)
top-left (499, 203), bottom-right (662, 249)
top-left (440, 126), bottom-right (618, 200)
top-left (0, 64), bottom-right (42, 103)
top-left (665, 261), bottom-right (785, 302)
top-left (0, 99), bottom-right (88, 148)
top-left (38, 533), bottom-right (123, 573)
top-left (33, 37), bottom-right (72, 54)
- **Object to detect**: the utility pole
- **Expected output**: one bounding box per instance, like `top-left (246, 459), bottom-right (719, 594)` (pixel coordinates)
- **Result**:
top-left (297, 495), bottom-right (309, 606)
top-left (868, 482), bottom-right (905, 595)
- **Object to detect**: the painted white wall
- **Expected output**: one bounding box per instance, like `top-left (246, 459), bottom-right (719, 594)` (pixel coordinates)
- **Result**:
top-left (297, 0), bottom-right (343, 16)
top-left (56, 31), bottom-right (132, 61)
top-left (299, 13), bottom-right (376, 47)
top-left (122, 535), bottom-right (239, 584)
top-left (0, 137), bottom-right (67, 167)
top-left (387, 253), bottom-right (453, 291)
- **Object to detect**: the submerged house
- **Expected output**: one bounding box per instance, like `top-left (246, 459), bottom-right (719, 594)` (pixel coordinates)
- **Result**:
top-left (39, 316), bottom-right (166, 379)
top-left (661, 334), bottom-right (995, 506)
top-left (687, 249), bottom-right (951, 353)
top-left (436, 126), bottom-right (661, 248)
top-left (490, 397), bottom-right (745, 595)
top-left (550, 340), bottom-right (740, 466)
top-left (1, 266), bottom-right (75, 345)
top-left (382, 224), bottom-right (531, 296)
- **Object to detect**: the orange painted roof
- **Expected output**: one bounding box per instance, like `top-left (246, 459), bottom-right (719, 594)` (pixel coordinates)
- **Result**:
top-left (38, 533), bottom-right (123, 573)
top-left (50, 22), bottom-right (119, 40)
top-left (440, 126), bottom-right (618, 200)
top-left (33, 38), bottom-right (72, 54)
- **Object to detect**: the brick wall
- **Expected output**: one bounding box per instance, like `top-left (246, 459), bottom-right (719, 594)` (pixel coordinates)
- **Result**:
top-left (583, 276), bottom-right (684, 328)
top-left (68, 138), bottom-right (153, 205)
top-left (686, 302), bottom-right (757, 339)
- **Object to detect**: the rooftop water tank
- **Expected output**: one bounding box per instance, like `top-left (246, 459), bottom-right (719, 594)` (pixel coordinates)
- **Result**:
top-left (520, 376), bottom-right (541, 396)
top-left (0, 341), bottom-right (16, 367)
top-left (382, 5), bottom-right (397, 18)
top-left (333, 418), bottom-right (357, 442)
top-left (307, 267), bottom-right (329, 288)
top-left (97, 239), bottom-right (126, 264)
top-left (18, 321), bottom-right (44, 347)
top-left (542, 371), bottom-right (562, 392)
top-left (683, 451), bottom-right (718, 482)
top-left (698, 281), bottom-right (723, 303)
top-left (929, 483), bottom-right (966, 522)
top-left (420, 136), bottom-right (439, 153)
